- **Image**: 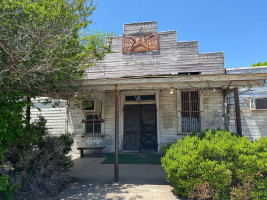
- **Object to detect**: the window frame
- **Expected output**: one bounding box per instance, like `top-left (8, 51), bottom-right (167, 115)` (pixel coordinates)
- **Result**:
top-left (84, 113), bottom-right (102, 139)
top-left (124, 94), bottom-right (156, 102)
top-left (181, 90), bottom-right (200, 133)
top-left (250, 98), bottom-right (267, 110)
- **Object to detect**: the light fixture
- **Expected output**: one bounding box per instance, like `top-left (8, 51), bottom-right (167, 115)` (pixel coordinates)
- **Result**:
top-left (170, 88), bottom-right (174, 95)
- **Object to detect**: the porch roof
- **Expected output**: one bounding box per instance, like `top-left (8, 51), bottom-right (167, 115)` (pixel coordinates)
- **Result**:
top-left (79, 73), bottom-right (267, 91)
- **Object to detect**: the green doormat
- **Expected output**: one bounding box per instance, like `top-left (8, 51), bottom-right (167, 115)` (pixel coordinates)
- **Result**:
top-left (102, 153), bottom-right (163, 164)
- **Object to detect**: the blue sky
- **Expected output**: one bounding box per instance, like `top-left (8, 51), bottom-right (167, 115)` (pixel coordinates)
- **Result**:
top-left (90, 0), bottom-right (267, 68)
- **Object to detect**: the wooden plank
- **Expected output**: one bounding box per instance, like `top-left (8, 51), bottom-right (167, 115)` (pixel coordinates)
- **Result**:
top-left (82, 74), bottom-right (267, 86)
top-left (177, 90), bottom-right (182, 133)
top-left (85, 22), bottom-right (226, 79)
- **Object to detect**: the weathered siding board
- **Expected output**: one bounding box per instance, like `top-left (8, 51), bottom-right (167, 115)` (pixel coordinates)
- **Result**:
top-left (124, 21), bottom-right (157, 35)
top-left (85, 21), bottom-right (225, 80)
top-left (103, 91), bottom-right (116, 152)
top-left (228, 86), bottom-right (267, 140)
top-left (31, 98), bottom-right (67, 135)
top-left (159, 90), bottom-right (180, 147)
top-left (202, 90), bottom-right (225, 130)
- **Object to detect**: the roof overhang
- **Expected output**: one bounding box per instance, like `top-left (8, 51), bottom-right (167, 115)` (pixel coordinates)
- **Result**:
top-left (78, 73), bottom-right (267, 91)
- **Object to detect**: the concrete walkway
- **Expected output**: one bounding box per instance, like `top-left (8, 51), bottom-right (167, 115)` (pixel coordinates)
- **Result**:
top-left (57, 156), bottom-right (182, 200)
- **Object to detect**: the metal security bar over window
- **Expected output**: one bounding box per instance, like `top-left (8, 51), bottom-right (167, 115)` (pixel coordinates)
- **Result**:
top-left (85, 114), bottom-right (101, 138)
top-left (181, 91), bottom-right (200, 133)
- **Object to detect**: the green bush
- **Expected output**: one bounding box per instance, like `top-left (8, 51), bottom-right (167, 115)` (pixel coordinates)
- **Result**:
top-left (161, 130), bottom-right (267, 200)
top-left (0, 116), bottom-right (74, 200)
top-left (0, 175), bottom-right (20, 200)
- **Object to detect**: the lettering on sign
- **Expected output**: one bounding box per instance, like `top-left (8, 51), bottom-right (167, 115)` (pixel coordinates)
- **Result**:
top-left (122, 34), bottom-right (159, 53)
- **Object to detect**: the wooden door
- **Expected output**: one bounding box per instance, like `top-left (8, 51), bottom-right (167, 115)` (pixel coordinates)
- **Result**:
top-left (123, 104), bottom-right (157, 152)
top-left (140, 105), bottom-right (157, 152)
top-left (123, 105), bottom-right (140, 151)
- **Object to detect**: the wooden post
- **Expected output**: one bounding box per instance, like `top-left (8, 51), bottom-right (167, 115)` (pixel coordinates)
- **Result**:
top-left (114, 84), bottom-right (119, 182)
top-left (234, 87), bottom-right (242, 136)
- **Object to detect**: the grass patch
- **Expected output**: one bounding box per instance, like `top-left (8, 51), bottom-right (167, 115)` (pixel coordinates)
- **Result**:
top-left (102, 153), bottom-right (163, 164)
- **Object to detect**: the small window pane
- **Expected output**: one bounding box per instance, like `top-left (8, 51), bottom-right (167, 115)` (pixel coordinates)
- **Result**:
top-left (255, 99), bottom-right (267, 109)
top-left (87, 115), bottom-right (94, 120)
top-left (125, 95), bottom-right (155, 101)
top-left (94, 115), bottom-right (101, 120)
top-left (94, 123), bottom-right (101, 133)
top-left (84, 101), bottom-right (94, 110)
top-left (86, 123), bottom-right (93, 134)
top-left (125, 96), bottom-right (138, 101)
top-left (140, 95), bottom-right (155, 100)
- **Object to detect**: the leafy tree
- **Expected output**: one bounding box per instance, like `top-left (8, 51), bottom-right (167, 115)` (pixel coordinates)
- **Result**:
top-left (0, 0), bottom-right (111, 156)
top-left (252, 61), bottom-right (267, 66)
top-left (0, 0), bottom-right (111, 196)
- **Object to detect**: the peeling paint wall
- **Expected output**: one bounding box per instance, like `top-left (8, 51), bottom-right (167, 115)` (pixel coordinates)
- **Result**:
top-left (67, 88), bottom-right (226, 157)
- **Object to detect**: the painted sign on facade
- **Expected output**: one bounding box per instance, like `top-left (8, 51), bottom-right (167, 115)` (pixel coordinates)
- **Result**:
top-left (122, 35), bottom-right (159, 53)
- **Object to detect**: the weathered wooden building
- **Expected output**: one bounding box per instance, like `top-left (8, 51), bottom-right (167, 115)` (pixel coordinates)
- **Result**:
top-left (60, 21), bottom-right (265, 157)
top-left (31, 21), bottom-right (267, 157)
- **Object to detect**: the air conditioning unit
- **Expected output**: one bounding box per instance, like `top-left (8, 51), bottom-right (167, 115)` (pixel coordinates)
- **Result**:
top-left (250, 98), bottom-right (267, 110)
top-left (83, 100), bottom-right (102, 112)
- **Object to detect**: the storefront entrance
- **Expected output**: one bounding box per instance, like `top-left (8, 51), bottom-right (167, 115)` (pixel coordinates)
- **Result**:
top-left (123, 104), bottom-right (157, 152)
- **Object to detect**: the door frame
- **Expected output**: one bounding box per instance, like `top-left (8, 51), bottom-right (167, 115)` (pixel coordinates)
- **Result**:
top-left (120, 90), bottom-right (160, 152)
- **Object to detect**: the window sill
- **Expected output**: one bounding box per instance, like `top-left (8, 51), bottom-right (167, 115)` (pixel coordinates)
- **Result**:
top-left (81, 135), bottom-right (105, 139)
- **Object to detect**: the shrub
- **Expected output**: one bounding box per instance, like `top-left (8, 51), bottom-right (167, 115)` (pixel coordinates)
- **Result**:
top-left (0, 175), bottom-right (21, 200)
top-left (0, 116), bottom-right (74, 200)
top-left (161, 130), bottom-right (267, 200)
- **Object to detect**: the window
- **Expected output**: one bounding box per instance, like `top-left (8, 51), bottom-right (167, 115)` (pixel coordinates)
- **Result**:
top-left (82, 100), bottom-right (102, 112)
top-left (125, 95), bottom-right (155, 102)
top-left (251, 98), bottom-right (267, 110)
top-left (181, 91), bottom-right (200, 133)
top-left (85, 114), bottom-right (101, 138)
top-left (83, 101), bottom-right (94, 110)
top-left (140, 95), bottom-right (156, 101)
top-left (255, 99), bottom-right (267, 109)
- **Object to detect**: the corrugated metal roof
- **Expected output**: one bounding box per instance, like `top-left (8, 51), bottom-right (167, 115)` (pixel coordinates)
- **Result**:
top-left (226, 66), bottom-right (267, 74)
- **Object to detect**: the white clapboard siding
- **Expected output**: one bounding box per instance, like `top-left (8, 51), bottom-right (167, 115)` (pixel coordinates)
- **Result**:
top-left (202, 89), bottom-right (225, 130)
top-left (31, 98), bottom-right (67, 135)
top-left (85, 21), bottom-right (224, 80)
top-left (159, 90), bottom-right (179, 146)
top-left (228, 86), bottom-right (267, 140)
top-left (226, 67), bottom-right (267, 140)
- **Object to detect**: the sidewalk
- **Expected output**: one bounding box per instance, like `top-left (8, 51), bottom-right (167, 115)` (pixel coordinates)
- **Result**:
top-left (57, 156), bottom-right (182, 200)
